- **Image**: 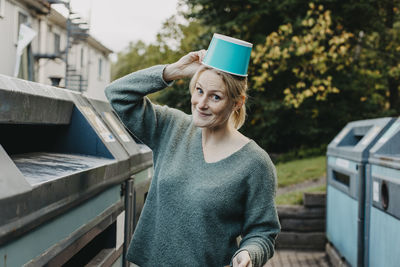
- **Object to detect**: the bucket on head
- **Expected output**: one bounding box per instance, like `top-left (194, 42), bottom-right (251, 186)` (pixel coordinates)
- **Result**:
top-left (202, 33), bottom-right (253, 77)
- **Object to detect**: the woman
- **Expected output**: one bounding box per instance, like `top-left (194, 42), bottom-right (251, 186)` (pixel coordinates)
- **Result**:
top-left (105, 50), bottom-right (280, 267)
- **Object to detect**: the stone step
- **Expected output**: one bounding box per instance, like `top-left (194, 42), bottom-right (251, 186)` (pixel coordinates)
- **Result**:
top-left (280, 218), bottom-right (325, 232)
top-left (276, 232), bottom-right (326, 250)
top-left (278, 205), bottom-right (325, 219)
top-left (303, 192), bottom-right (326, 208)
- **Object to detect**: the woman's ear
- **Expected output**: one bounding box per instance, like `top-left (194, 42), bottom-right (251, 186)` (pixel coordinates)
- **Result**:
top-left (235, 95), bottom-right (246, 110)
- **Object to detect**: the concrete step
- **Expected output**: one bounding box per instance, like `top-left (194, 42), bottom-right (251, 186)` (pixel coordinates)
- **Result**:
top-left (276, 232), bottom-right (326, 250)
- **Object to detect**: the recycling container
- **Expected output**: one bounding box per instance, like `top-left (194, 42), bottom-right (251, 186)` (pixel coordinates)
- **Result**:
top-left (365, 118), bottom-right (400, 267)
top-left (0, 74), bottom-right (152, 266)
top-left (326, 118), bottom-right (394, 267)
top-left (85, 97), bottom-right (154, 240)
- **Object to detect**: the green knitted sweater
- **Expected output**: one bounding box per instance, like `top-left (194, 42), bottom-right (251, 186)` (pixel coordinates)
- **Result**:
top-left (105, 65), bottom-right (280, 267)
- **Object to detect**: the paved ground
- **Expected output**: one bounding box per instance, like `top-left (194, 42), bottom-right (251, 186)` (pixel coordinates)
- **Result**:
top-left (277, 176), bottom-right (326, 196)
top-left (264, 250), bottom-right (332, 267)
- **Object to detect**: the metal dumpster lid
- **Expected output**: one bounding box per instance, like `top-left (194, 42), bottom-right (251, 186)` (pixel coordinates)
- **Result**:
top-left (369, 118), bottom-right (400, 169)
top-left (327, 117), bottom-right (395, 162)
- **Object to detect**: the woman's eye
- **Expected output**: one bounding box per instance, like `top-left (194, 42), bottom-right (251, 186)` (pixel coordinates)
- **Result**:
top-left (196, 88), bottom-right (203, 94)
top-left (213, 95), bottom-right (221, 101)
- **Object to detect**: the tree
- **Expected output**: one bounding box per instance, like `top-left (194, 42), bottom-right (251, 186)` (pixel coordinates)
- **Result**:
top-left (182, 0), bottom-right (306, 44)
top-left (179, 0), bottom-right (399, 153)
top-left (252, 3), bottom-right (354, 108)
top-left (182, 0), bottom-right (400, 113)
top-left (356, 0), bottom-right (400, 112)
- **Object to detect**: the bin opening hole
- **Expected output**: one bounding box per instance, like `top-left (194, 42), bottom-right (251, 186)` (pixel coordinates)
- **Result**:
top-left (0, 108), bottom-right (114, 159)
top-left (381, 182), bottom-right (389, 210)
top-left (338, 126), bottom-right (371, 147)
top-left (354, 134), bottom-right (364, 143)
top-left (332, 171), bottom-right (350, 187)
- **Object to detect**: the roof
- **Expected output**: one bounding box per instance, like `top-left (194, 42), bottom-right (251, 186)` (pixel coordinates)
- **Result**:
top-left (19, 0), bottom-right (50, 14)
top-left (87, 36), bottom-right (113, 55)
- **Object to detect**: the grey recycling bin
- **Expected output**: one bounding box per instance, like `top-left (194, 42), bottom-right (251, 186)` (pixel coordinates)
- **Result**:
top-left (365, 118), bottom-right (400, 267)
top-left (0, 74), bottom-right (152, 267)
top-left (326, 117), bottom-right (395, 267)
top-left (85, 96), bottom-right (154, 256)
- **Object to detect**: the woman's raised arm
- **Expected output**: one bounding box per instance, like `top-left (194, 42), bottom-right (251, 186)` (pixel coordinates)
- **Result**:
top-left (105, 65), bottom-right (177, 151)
top-left (104, 50), bottom-right (206, 152)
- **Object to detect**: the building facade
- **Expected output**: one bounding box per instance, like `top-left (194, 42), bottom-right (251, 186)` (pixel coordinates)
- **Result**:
top-left (0, 0), bottom-right (112, 101)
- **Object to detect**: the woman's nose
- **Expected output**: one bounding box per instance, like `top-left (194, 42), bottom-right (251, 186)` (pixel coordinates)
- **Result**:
top-left (197, 95), bottom-right (208, 109)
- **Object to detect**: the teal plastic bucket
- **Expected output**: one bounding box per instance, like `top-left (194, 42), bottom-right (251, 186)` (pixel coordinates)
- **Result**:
top-left (202, 33), bottom-right (252, 77)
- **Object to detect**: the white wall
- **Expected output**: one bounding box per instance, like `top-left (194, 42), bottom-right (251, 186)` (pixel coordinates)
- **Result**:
top-left (36, 22), bottom-right (66, 86)
top-left (0, 0), bottom-right (31, 76)
top-left (0, 0), bottom-right (111, 100)
top-left (84, 48), bottom-right (110, 101)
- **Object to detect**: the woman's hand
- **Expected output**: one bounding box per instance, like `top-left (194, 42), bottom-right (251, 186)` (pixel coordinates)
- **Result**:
top-left (232, 251), bottom-right (252, 267)
top-left (163, 50), bottom-right (206, 81)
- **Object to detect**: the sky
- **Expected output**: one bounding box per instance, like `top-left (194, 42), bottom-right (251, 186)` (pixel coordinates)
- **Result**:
top-left (54, 0), bottom-right (181, 55)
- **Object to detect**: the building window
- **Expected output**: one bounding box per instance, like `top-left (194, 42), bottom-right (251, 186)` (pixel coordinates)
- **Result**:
top-left (98, 58), bottom-right (103, 79)
top-left (54, 33), bottom-right (60, 54)
top-left (0, 0), bottom-right (5, 18)
top-left (16, 11), bottom-right (34, 81)
top-left (80, 47), bottom-right (84, 68)
top-left (17, 11), bottom-right (28, 37)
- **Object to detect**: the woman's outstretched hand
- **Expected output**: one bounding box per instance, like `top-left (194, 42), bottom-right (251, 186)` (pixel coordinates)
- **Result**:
top-left (232, 250), bottom-right (252, 267)
top-left (163, 50), bottom-right (206, 81)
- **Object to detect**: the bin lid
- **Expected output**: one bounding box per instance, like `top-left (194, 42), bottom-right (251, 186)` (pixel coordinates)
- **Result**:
top-left (327, 117), bottom-right (395, 162)
top-left (67, 93), bottom-right (130, 162)
top-left (0, 74), bottom-right (72, 101)
top-left (85, 97), bottom-right (154, 174)
top-left (369, 118), bottom-right (400, 169)
top-left (85, 98), bottom-right (140, 154)
top-left (0, 75), bottom-right (73, 125)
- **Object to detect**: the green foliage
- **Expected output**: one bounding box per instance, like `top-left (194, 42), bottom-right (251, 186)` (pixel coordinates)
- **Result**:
top-left (182, 0), bottom-right (315, 44)
top-left (180, 0), bottom-right (398, 153)
top-left (354, 5), bottom-right (400, 112)
top-left (182, 0), bottom-right (383, 40)
top-left (276, 156), bottom-right (326, 187)
top-left (241, 2), bottom-right (398, 152)
top-left (273, 145), bottom-right (327, 164)
top-left (252, 4), bottom-right (354, 107)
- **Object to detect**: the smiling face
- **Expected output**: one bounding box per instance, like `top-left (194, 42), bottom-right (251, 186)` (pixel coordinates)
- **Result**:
top-left (191, 69), bottom-right (235, 129)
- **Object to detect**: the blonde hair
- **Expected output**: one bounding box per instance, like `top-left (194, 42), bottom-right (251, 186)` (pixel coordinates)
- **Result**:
top-left (189, 66), bottom-right (248, 129)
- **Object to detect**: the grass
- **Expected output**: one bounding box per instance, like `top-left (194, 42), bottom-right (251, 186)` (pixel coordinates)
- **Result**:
top-left (276, 185), bottom-right (326, 205)
top-left (276, 155), bottom-right (326, 188)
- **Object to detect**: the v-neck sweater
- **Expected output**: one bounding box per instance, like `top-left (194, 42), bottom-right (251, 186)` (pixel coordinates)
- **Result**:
top-left (105, 65), bottom-right (280, 267)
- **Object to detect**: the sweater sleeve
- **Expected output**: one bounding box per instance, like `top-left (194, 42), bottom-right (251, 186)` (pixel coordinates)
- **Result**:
top-left (104, 65), bottom-right (185, 153)
top-left (232, 158), bottom-right (281, 267)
